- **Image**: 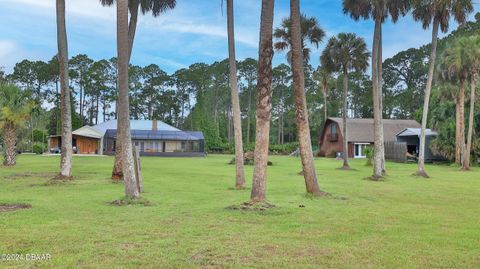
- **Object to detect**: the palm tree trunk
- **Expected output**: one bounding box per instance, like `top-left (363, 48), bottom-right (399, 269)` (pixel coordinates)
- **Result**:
top-left (417, 18), bottom-right (439, 177)
top-left (463, 74), bottom-right (476, 170)
top-left (247, 87), bottom-right (252, 144)
top-left (290, 0), bottom-right (322, 195)
top-left (372, 18), bottom-right (382, 180)
top-left (251, 0), bottom-right (275, 203)
top-left (117, 0), bottom-right (139, 199)
top-left (322, 82), bottom-right (328, 122)
top-left (227, 0), bottom-right (246, 189)
top-left (377, 22), bottom-right (386, 175)
top-left (342, 70), bottom-right (350, 169)
top-left (2, 122), bottom-right (17, 166)
top-left (456, 80), bottom-right (465, 165)
top-left (56, 0), bottom-right (73, 179)
top-left (111, 1), bottom-right (139, 180)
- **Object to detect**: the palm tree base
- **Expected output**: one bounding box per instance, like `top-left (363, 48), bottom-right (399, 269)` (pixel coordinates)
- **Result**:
top-left (111, 172), bottom-right (123, 181)
top-left (414, 170), bottom-right (429, 178)
top-left (370, 175), bottom-right (382, 181)
top-left (54, 174), bottom-right (74, 181)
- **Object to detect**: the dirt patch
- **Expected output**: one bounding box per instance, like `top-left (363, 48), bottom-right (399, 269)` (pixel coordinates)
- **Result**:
top-left (110, 197), bottom-right (152, 207)
top-left (0, 203), bottom-right (32, 212)
top-left (225, 201), bottom-right (276, 212)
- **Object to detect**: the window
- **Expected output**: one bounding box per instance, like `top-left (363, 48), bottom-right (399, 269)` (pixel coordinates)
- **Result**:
top-left (331, 124), bottom-right (337, 135)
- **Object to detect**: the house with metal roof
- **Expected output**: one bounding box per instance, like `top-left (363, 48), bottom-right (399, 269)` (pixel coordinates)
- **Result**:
top-left (396, 128), bottom-right (442, 162)
top-left (49, 120), bottom-right (205, 157)
top-left (318, 117), bottom-right (421, 158)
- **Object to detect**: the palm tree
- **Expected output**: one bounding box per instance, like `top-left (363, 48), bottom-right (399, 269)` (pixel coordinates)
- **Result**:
top-left (439, 39), bottom-right (470, 168)
top-left (99, 0), bottom-right (176, 180)
top-left (225, 0), bottom-right (246, 189)
top-left (56, 0), bottom-right (73, 179)
top-left (117, 0), bottom-right (139, 198)
top-left (321, 33), bottom-right (370, 170)
top-left (274, 14), bottom-right (325, 63)
top-left (343, 0), bottom-right (411, 179)
top-left (442, 36), bottom-right (480, 170)
top-left (464, 36), bottom-right (480, 170)
top-left (290, 0), bottom-right (323, 195)
top-left (413, 0), bottom-right (473, 177)
top-left (0, 84), bottom-right (35, 166)
top-left (251, 0), bottom-right (275, 203)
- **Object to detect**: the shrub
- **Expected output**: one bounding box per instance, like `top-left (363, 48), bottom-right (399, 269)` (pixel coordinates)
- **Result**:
top-left (363, 146), bottom-right (374, 166)
top-left (33, 142), bottom-right (46, 155)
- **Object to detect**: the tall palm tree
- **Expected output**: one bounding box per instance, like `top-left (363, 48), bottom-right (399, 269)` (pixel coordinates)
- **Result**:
top-left (251, 0), bottom-right (275, 203)
top-left (439, 39), bottom-right (470, 168)
top-left (413, 0), bottom-right (473, 177)
top-left (343, 0), bottom-right (411, 179)
top-left (321, 33), bottom-right (370, 170)
top-left (56, 0), bottom-right (73, 179)
top-left (225, 0), bottom-right (246, 189)
top-left (274, 14), bottom-right (325, 63)
top-left (463, 37), bottom-right (480, 170)
top-left (117, 0), bottom-right (139, 198)
top-left (290, 0), bottom-right (323, 195)
top-left (100, 0), bottom-right (176, 180)
top-left (442, 36), bottom-right (480, 170)
top-left (0, 84), bottom-right (35, 166)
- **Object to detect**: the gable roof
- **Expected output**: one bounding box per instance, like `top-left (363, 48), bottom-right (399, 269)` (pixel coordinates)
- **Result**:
top-left (327, 117), bottom-right (421, 143)
top-left (89, 120), bottom-right (180, 136)
top-left (104, 129), bottom-right (202, 141)
top-left (397, 128), bottom-right (438, 137)
top-left (72, 125), bottom-right (103, 139)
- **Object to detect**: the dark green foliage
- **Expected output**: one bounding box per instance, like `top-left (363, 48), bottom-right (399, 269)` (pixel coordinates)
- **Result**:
top-left (32, 142), bottom-right (46, 155)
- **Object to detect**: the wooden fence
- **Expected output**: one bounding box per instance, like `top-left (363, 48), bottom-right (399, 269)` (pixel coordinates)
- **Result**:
top-left (384, 141), bottom-right (407, 163)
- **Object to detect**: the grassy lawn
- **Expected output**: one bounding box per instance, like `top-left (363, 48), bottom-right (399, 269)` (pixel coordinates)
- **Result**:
top-left (0, 155), bottom-right (479, 268)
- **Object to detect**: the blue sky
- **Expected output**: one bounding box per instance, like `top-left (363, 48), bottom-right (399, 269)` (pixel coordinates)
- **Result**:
top-left (0, 0), bottom-right (478, 75)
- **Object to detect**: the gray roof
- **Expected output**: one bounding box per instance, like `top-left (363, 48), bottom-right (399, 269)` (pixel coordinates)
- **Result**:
top-left (91, 120), bottom-right (180, 136)
top-left (328, 117), bottom-right (421, 142)
top-left (397, 128), bottom-right (438, 137)
top-left (104, 129), bottom-right (203, 141)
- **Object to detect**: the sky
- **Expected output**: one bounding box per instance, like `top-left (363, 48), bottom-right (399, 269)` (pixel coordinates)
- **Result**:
top-left (0, 0), bottom-right (479, 75)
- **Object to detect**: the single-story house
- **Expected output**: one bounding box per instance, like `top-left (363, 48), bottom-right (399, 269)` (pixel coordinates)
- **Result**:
top-left (396, 128), bottom-right (443, 162)
top-left (318, 117), bottom-right (421, 158)
top-left (48, 120), bottom-right (205, 157)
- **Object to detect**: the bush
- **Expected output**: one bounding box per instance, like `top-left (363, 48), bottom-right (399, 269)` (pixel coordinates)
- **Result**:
top-left (363, 146), bottom-right (374, 166)
top-left (208, 142), bottom-right (299, 155)
top-left (33, 142), bottom-right (46, 155)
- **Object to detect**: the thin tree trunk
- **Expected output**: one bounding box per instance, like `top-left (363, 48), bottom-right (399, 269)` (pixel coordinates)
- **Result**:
top-left (79, 84), bottom-right (83, 124)
top-left (228, 0), bottom-right (246, 189)
top-left (456, 80), bottom-right (465, 165)
top-left (2, 122), bottom-right (17, 166)
top-left (322, 82), bottom-right (328, 122)
top-left (247, 87), bottom-right (252, 144)
top-left (463, 75), bottom-right (476, 170)
top-left (417, 18), bottom-right (439, 177)
top-left (342, 70), bottom-right (350, 169)
top-left (111, 1), bottom-right (139, 180)
top-left (56, 0), bottom-right (73, 179)
top-left (377, 22), bottom-right (386, 175)
top-left (117, 0), bottom-right (139, 199)
top-left (372, 18), bottom-right (382, 180)
top-left (251, 0), bottom-right (275, 203)
top-left (290, 0), bottom-right (322, 195)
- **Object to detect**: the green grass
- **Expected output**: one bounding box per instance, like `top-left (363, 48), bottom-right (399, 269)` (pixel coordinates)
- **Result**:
top-left (1, 155), bottom-right (479, 268)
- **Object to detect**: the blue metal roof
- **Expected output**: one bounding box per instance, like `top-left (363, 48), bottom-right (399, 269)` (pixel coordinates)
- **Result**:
top-left (104, 129), bottom-right (203, 141)
top-left (91, 120), bottom-right (180, 135)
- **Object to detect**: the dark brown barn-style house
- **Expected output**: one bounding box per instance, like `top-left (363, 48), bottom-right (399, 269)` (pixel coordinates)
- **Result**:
top-left (319, 117), bottom-right (421, 158)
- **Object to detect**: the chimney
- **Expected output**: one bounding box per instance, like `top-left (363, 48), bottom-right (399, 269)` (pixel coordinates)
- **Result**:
top-left (152, 120), bottom-right (158, 131)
